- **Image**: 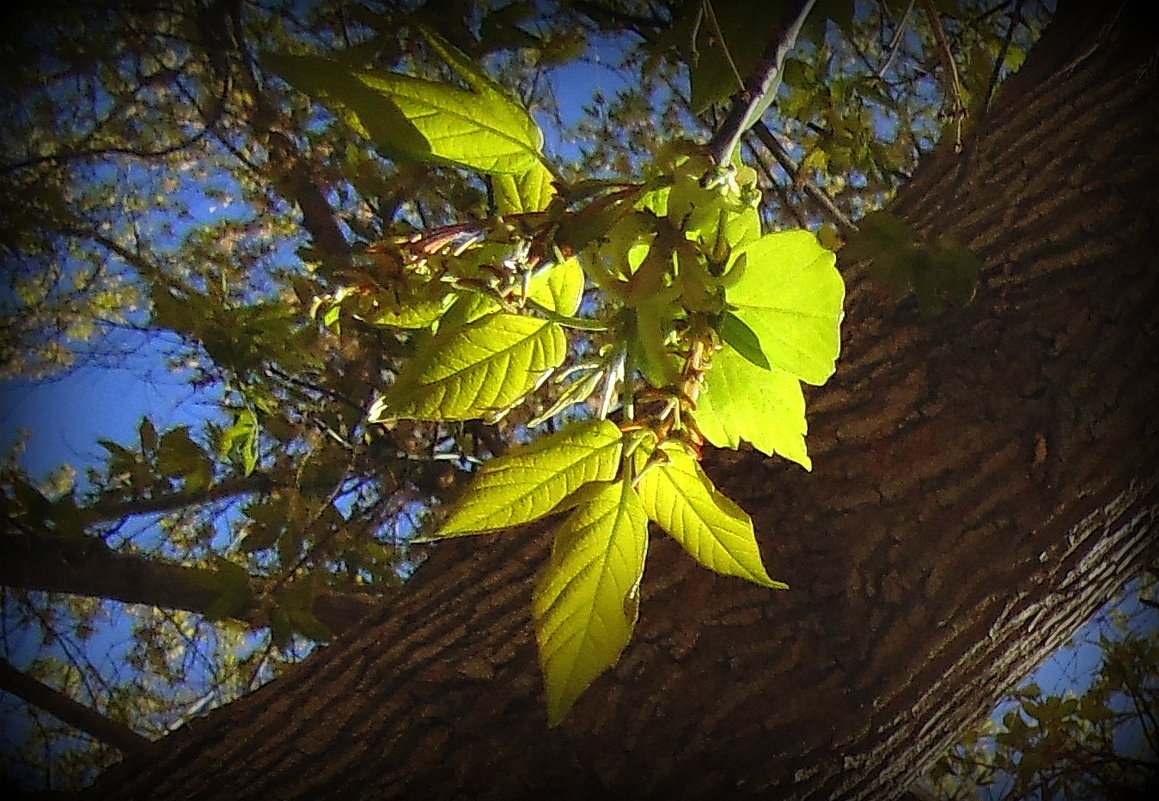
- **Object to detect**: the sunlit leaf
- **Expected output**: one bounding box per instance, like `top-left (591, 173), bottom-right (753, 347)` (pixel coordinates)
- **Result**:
top-left (371, 312), bottom-right (566, 421)
top-left (527, 256), bottom-right (584, 316)
top-left (350, 283), bottom-right (453, 329)
top-left (434, 418), bottom-right (623, 537)
top-left (493, 160), bottom-right (558, 214)
top-left (718, 311), bottom-right (769, 370)
top-left (263, 52), bottom-right (429, 160)
top-left (636, 442), bottom-right (785, 588)
top-left (219, 408), bottom-right (260, 476)
top-left (267, 32), bottom-right (545, 175)
top-left (627, 300), bottom-right (681, 388)
top-left (695, 345), bottom-right (811, 470)
top-left (437, 290), bottom-right (502, 333)
top-left (727, 230), bottom-right (845, 385)
top-left (353, 69), bottom-right (544, 174)
top-left (533, 477), bottom-right (648, 726)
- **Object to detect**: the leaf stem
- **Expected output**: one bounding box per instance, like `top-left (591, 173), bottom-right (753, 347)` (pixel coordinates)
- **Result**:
top-left (523, 297), bottom-right (609, 331)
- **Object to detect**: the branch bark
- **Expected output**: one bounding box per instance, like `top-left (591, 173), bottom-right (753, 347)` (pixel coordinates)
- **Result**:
top-left (707, 0), bottom-right (817, 165)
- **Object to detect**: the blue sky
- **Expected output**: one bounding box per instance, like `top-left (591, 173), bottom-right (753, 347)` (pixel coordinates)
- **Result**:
top-left (0, 338), bottom-right (218, 483)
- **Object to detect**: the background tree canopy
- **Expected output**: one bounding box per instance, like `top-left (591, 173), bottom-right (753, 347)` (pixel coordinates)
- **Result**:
top-left (1, 0), bottom-right (1155, 797)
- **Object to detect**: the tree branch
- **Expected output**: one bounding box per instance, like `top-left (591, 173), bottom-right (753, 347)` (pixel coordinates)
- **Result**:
top-left (922, 0), bottom-right (966, 151)
top-left (225, 8), bottom-right (354, 274)
top-left (0, 529), bottom-right (380, 636)
top-left (707, 0), bottom-right (818, 165)
top-left (750, 121), bottom-right (857, 233)
top-left (0, 658), bottom-right (151, 754)
top-left (80, 474), bottom-right (276, 527)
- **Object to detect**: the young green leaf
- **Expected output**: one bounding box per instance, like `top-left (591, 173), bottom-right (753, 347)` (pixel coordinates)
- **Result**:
top-left (433, 418), bottom-right (624, 538)
top-left (262, 52), bottom-right (430, 161)
top-left (526, 256), bottom-right (584, 317)
top-left (418, 25), bottom-right (514, 98)
top-left (726, 229), bottom-right (845, 386)
top-left (527, 367), bottom-right (605, 428)
top-left (436, 290), bottom-right (502, 334)
top-left (695, 345), bottom-right (811, 470)
top-left (348, 281), bottom-right (453, 330)
top-left (353, 69), bottom-right (544, 174)
top-left (532, 477), bottom-right (648, 726)
top-left (718, 311), bottom-right (770, 370)
top-left (636, 443), bottom-right (786, 589)
top-left (371, 311), bottom-right (566, 421)
top-left (493, 160), bottom-right (558, 214)
top-left (219, 408), bottom-right (260, 476)
top-left (270, 31), bottom-right (547, 175)
top-left (626, 300), bottom-right (681, 388)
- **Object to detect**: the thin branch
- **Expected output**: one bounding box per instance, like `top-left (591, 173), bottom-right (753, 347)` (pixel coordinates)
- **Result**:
top-left (707, 0), bottom-right (817, 166)
top-left (701, 0), bottom-right (745, 92)
top-left (226, 7), bottom-right (354, 272)
top-left (265, 364), bottom-right (364, 413)
top-left (1, 132), bottom-right (209, 177)
top-left (0, 658), bottom-right (151, 754)
top-left (979, 0), bottom-right (1026, 119)
top-left (922, 0), bottom-right (966, 151)
top-left (750, 121), bottom-right (857, 233)
top-left (0, 528), bottom-right (381, 635)
top-left (878, 0), bottom-right (917, 79)
top-left (0, 65), bottom-right (230, 178)
top-left (746, 142), bottom-right (809, 230)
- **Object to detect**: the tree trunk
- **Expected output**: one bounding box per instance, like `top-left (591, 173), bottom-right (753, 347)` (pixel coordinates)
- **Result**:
top-left (88, 3), bottom-right (1159, 799)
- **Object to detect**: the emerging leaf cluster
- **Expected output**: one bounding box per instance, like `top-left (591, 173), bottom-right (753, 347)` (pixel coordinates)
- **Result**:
top-left (269, 27), bottom-right (846, 726)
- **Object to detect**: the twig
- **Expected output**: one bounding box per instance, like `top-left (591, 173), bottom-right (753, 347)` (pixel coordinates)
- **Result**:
top-left (707, 0), bottom-right (818, 166)
top-left (877, 0), bottom-right (916, 79)
top-left (921, 0), bottom-right (966, 152)
top-left (746, 142), bottom-right (810, 230)
top-left (751, 121), bottom-right (857, 234)
top-left (702, 0), bottom-right (745, 92)
top-left (978, 0), bottom-right (1026, 119)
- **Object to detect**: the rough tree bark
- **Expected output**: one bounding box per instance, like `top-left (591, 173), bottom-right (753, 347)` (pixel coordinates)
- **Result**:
top-left (88, 3), bottom-right (1158, 799)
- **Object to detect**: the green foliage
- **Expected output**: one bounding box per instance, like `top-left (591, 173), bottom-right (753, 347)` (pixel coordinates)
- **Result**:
top-left (433, 418), bottom-right (623, 538)
top-left (267, 28), bottom-right (547, 175)
top-left (635, 441), bottom-right (785, 589)
top-left (678, 0), bottom-right (777, 115)
top-left (532, 476), bottom-right (648, 726)
top-left (280, 47), bottom-right (845, 722)
top-left (371, 310), bottom-right (567, 421)
top-left (723, 230), bottom-right (844, 384)
top-left (219, 409), bottom-right (260, 477)
top-left (694, 344), bottom-right (812, 468)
